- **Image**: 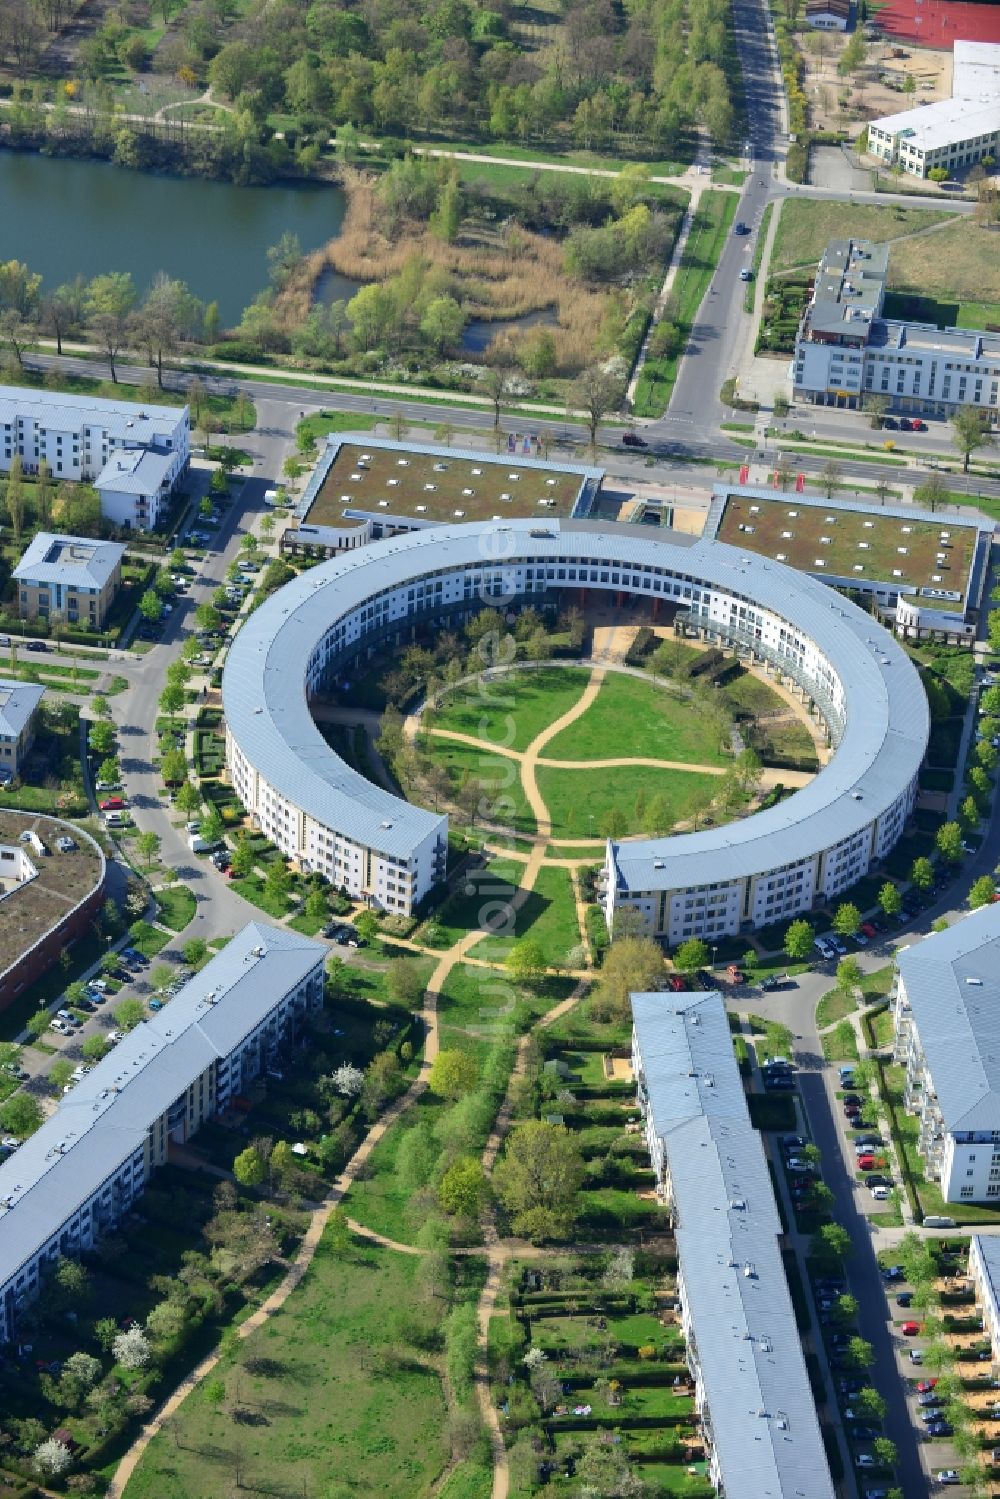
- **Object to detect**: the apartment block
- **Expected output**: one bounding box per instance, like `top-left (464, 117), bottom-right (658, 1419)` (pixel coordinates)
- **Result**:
top-left (0, 680), bottom-right (44, 782)
top-left (13, 532), bottom-right (125, 630)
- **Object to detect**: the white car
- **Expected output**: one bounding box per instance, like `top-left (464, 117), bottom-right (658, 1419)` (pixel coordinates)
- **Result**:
top-left (50, 1018), bottom-right (72, 1035)
top-left (935, 1473), bottom-right (960, 1486)
top-left (855, 1454), bottom-right (876, 1468)
top-left (870, 1185), bottom-right (891, 1200)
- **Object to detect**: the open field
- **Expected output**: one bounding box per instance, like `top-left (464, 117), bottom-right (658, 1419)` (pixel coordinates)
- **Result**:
top-left (543, 672), bottom-right (728, 766)
top-left (770, 199), bottom-right (956, 272)
top-left (431, 667), bottom-right (591, 753)
top-left (306, 441), bottom-right (589, 530)
top-left (886, 219), bottom-right (1000, 308)
top-left (469, 863), bottom-right (580, 965)
top-left (715, 491), bottom-right (977, 597)
top-left (883, 291), bottom-right (1000, 333)
top-left (121, 1232), bottom-right (451, 1499)
top-left (536, 763), bottom-right (719, 837)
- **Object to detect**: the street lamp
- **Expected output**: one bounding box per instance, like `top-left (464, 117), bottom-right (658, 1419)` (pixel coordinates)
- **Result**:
top-left (711, 944), bottom-right (718, 970)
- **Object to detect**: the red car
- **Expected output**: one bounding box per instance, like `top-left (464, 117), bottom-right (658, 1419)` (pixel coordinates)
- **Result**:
top-left (917, 1379), bottom-right (938, 1393)
top-left (99, 796), bottom-right (125, 811)
top-left (912, 419), bottom-right (927, 432)
top-left (860, 922), bottom-right (876, 939)
top-left (857, 1153), bottom-right (877, 1169)
top-left (668, 974), bottom-right (686, 991)
top-left (902, 1321), bottom-right (921, 1336)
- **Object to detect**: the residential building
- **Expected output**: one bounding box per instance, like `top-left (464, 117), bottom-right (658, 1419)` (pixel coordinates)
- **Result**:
top-left (867, 41), bottom-right (1000, 178)
top-left (0, 921), bottom-right (325, 1344)
top-left (969, 1235), bottom-right (1000, 1365)
top-left (0, 386), bottom-right (189, 530)
top-left (893, 905), bottom-right (1000, 1203)
top-left (631, 990), bottom-right (835, 1499)
top-left (792, 235), bottom-right (1000, 419)
top-left (0, 680), bottom-right (44, 782)
top-left (13, 532), bottom-right (125, 630)
top-left (223, 518), bottom-right (927, 927)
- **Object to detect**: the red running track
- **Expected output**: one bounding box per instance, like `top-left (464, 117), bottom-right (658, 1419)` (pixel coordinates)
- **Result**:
top-left (873, 0), bottom-right (1000, 47)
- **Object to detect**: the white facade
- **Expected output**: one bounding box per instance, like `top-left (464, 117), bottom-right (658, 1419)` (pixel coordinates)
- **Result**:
top-left (893, 907), bottom-right (1000, 1204)
top-left (0, 923), bottom-right (324, 1343)
top-left (0, 387), bottom-right (189, 530)
top-left (969, 1236), bottom-right (1000, 1366)
top-left (868, 44), bottom-right (1000, 178)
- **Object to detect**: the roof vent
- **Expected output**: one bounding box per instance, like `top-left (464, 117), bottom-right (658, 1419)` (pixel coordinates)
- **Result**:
top-left (966, 977), bottom-right (984, 986)
top-left (743, 1262), bottom-right (756, 1278)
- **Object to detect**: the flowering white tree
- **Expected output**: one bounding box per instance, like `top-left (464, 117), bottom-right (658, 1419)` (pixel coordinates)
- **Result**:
top-left (34, 1438), bottom-right (73, 1476)
top-left (331, 1063), bottom-right (364, 1097)
top-left (113, 1325), bottom-right (152, 1370)
top-left (522, 1346), bottom-right (547, 1371)
top-left (62, 1351), bottom-right (102, 1388)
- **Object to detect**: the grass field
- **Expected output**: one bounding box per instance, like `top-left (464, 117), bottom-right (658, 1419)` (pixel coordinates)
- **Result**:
top-left (469, 863), bottom-right (580, 965)
top-left (431, 666), bottom-right (590, 752)
top-left (536, 763), bottom-right (719, 837)
top-left (770, 199), bottom-right (956, 272)
top-left (155, 885), bottom-right (197, 932)
top-left (882, 290), bottom-right (1000, 332)
top-left (121, 1231), bottom-right (450, 1499)
top-left (543, 672), bottom-right (728, 766)
top-left (424, 740), bottom-right (536, 834)
top-left (424, 857), bottom-right (526, 948)
top-left (887, 218), bottom-right (1000, 307)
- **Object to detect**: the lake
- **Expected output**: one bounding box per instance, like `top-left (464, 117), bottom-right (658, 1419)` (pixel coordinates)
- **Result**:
top-left (0, 150), bottom-right (353, 324)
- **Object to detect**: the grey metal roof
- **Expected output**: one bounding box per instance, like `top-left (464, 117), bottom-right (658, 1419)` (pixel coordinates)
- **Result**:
top-left (95, 447), bottom-right (174, 495)
top-left (897, 905), bottom-right (1000, 1133)
top-left (13, 533), bottom-right (125, 590)
top-left (0, 680), bottom-right (44, 739)
top-left (631, 990), bottom-right (749, 1132)
top-left (971, 1233), bottom-right (1000, 1317)
top-left (0, 922), bottom-right (324, 1278)
top-left (0, 386), bottom-right (187, 446)
top-left (225, 516), bottom-right (928, 875)
top-left (631, 991), bottom-right (834, 1499)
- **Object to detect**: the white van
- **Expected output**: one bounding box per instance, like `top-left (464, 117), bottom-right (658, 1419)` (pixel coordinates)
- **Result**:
top-left (103, 811), bottom-right (125, 828)
top-left (263, 488), bottom-right (280, 506)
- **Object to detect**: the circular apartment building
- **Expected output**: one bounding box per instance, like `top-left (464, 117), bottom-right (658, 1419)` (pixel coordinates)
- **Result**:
top-left (222, 518), bottom-right (930, 937)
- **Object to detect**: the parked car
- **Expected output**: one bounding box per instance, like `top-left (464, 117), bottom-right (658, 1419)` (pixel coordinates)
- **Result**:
top-left (622, 431), bottom-right (648, 448)
top-left (25, 640), bottom-right (48, 652)
top-left (780, 1135), bottom-right (806, 1150)
top-left (739, 267), bottom-right (754, 282)
top-left (855, 1454), bottom-right (876, 1468)
top-left (925, 1422), bottom-right (953, 1437)
top-left (860, 922), bottom-right (877, 939)
top-left (934, 1472), bottom-right (960, 1486)
top-left (734, 220), bottom-right (750, 234)
top-left (897, 1292), bottom-right (914, 1307)
top-left (909, 1348), bottom-right (925, 1363)
top-left (857, 1154), bottom-right (877, 1171)
top-left (899, 417), bottom-right (914, 431)
top-left (871, 1185), bottom-right (891, 1200)
top-left (901, 1321), bottom-right (921, 1336)
top-left (149, 997), bottom-right (164, 1011)
top-left (50, 1018), bottom-right (72, 1035)
top-left (99, 796), bottom-right (126, 811)
top-left (912, 419), bottom-right (927, 432)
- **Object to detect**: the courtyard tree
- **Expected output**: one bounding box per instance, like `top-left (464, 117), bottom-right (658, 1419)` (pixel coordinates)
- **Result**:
top-left (183, 937), bottom-right (208, 967)
top-left (387, 958), bottom-right (426, 1008)
top-left (878, 881), bottom-right (902, 919)
top-left (952, 407), bottom-right (994, 472)
top-left (813, 1220), bottom-right (852, 1266)
top-left (429, 1049), bottom-right (478, 1099)
top-left (114, 997), bottom-right (145, 1031)
top-left (176, 781), bottom-right (201, 817)
top-left (591, 935), bottom-right (663, 1021)
top-left (572, 365), bottom-right (623, 458)
top-left (88, 718), bottom-right (116, 757)
top-left (438, 1156), bottom-right (488, 1218)
top-left (201, 806), bottom-right (225, 845)
top-left (936, 821), bottom-right (964, 863)
top-left (910, 855), bottom-right (935, 891)
top-left (264, 859), bottom-right (292, 906)
top-left (233, 1143), bottom-right (267, 1187)
top-left (230, 834), bottom-right (254, 879)
top-left (331, 1062), bottom-right (365, 1097)
top-left (91, 693), bottom-right (111, 720)
top-left (674, 937), bottom-right (710, 973)
top-left (33, 1438), bottom-right (73, 1478)
top-left (304, 886), bottom-right (328, 925)
top-left (354, 909), bottom-right (381, 944)
top-left (82, 1034), bottom-right (110, 1062)
top-left (506, 937), bottom-right (547, 984)
top-left (160, 747), bottom-right (187, 785)
top-left (194, 602), bottom-right (222, 633)
top-left (158, 682), bottom-right (185, 719)
top-left (836, 956), bottom-right (862, 992)
top-left (493, 1120), bottom-right (585, 1241)
top-left (139, 589), bottom-right (163, 624)
top-left (969, 874), bottom-right (996, 910)
top-left (0, 1092), bottom-right (42, 1136)
top-left (832, 902), bottom-right (861, 941)
top-left (784, 918), bottom-right (814, 962)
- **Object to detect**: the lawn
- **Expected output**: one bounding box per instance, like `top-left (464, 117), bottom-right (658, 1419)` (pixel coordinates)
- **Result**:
top-left (423, 739), bottom-right (536, 834)
top-left (229, 874), bottom-right (298, 918)
top-left (121, 1230), bottom-right (450, 1499)
top-left (816, 986), bottom-right (856, 1029)
top-left (126, 920), bottom-right (171, 958)
top-left (882, 290), bottom-right (1000, 332)
top-left (770, 199), bottom-right (956, 272)
top-left (431, 666), bottom-right (591, 753)
top-left (422, 857), bottom-right (526, 948)
top-left (436, 963), bottom-right (575, 1050)
top-left (535, 763), bottom-right (720, 837)
top-left (887, 218), bottom-right (1000, 307)
top-left (469, 863), bottom-right (580, 966)
top-left (155, 885), bottom-right (197, 932)
top-left (543, 672), bottom-right (728, 767)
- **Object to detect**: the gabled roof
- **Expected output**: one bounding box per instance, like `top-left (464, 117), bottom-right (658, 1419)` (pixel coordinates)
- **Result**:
top-left (13, 533), bottom-right (124, 590)
top-left (0, 922), bottom-right (325, 1278)
top-left (0, 680), bottom-right (44, 739)
top-left (898, 905), bottom-right (1000, 1133)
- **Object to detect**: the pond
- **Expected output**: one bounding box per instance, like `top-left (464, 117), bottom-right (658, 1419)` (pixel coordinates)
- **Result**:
top-left (461, 306), bottom-right (558, 354)
top-left (0, 149), bottom-right (350, 324)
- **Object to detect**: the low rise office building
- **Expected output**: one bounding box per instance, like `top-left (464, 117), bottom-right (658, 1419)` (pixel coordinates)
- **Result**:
top-left (0, 921), bottom-right (325, 1343)
top-left (13, 532), bottom-right (125, 630)
top-left (867, 41), bottom-right (1000, 178)
top-left (0, 386), bottom-right (189, 531)
top-left (792, 235), bottom-right (1000, 419)
top-left (893, 905), bottom-right (1000, 1203)
top-left (0, 680), bottom-right (44, 782)
top-left (631, 989), bottom-right (835, 1499)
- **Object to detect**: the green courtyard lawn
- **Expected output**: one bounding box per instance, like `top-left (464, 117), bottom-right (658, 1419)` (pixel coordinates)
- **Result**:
top-left (229, 873), bottom-right (299, 919)
top-left (815, 986), bottom-right (856, 1029)
top-left (543, 672), bottom-right (728, 767)
top-left (436, 964), bottom-right (577, 1054)
top-left (535, 764), bottom-right (720, 838)
top-left (770, 199), bottom-right (956, 272)
top-left (469, 863), bottom-right (580, 966)
top-left (431, 666), bottom-right (591, 753)
top-left (121, 1231), bottom-right (451, 1499)
top-left (126, 920), bottom-right (171, 958)
top-left (420, 857), bottom-right (525, 947)
top-left (155, 885), bottom-right (197, 932)
top-left (345, 1088), bottom-right (456, 1244)
top-left (424, 739), bottom-right (536, 835)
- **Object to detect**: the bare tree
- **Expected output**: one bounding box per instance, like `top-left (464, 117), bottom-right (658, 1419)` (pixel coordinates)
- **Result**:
top-left (571, 365), bottom-right (624, 457)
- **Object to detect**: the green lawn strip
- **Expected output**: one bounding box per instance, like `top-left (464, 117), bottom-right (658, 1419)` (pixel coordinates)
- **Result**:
top-left (420, 857), bottom-right (526, 948)
top-left (770, 199), bottom-right (956, 273)
top-left (821, 1023), bottom-right (859, 1063)
top-left (425, 140), bottom-right (691, 178)
top-left (345, 1088), bottom-right (454, 1244)
top-left (121, 1232), bottom-right (450, 1499)
top-left (423, 739), bottom-right (536, 835)
top-left (634, 190), bottom-right (738, 418)
top-left (126, 920), bottom-right (171, 958)
top-left (535, 763), bottom-right (719, 837)
top-left (287, 911), bottom-right (326, 936)
top-left (744, 201), bottom-right (774, 312)
top-left (437, 963), bottom-right (574, 1039)
top-left (543, 671), bottom-right (728, 767)
top-left (229, 875), bottom-right (299, 919)
top-left (431, 665), bottom-right (591, 753)
top-left (154, 885), bottom-right (197, 932)
top-left (816, 986), bottom-right (856, 1029)
top-left (452, 157), bottom-right (689, 200)
top-left (438, 1460), bottom-right (496, 1498)
top-left (468, 863), bottom-right (579, 965)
